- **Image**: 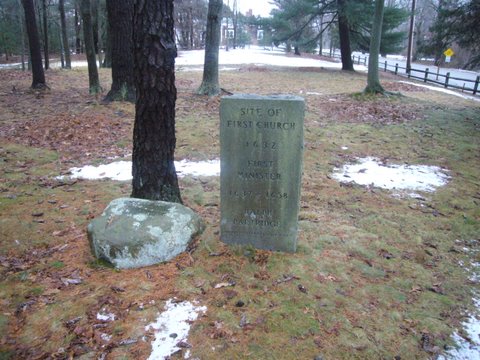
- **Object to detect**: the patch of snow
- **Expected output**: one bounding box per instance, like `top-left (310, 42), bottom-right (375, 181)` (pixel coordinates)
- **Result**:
top-left (399, 81), bottom-right (480, 102)
top-left (175, 159), bottom-right (220, 177)
top-left (341, 146), bottom-right (349, 150)
top-left (145, 299), bottom-right (206, 360)
top-left (439, 299), bottom-right (480, 359)
top-left (439, 243), bottom-right (480, 360)
top-left (68, 161), bottom-right (132, 181)
top-left (62, 159), bottom-right (220, 181)
top-left (332, 157), bottom-right (449, 194)
top-left (96, 309), bottom-right (115, 322)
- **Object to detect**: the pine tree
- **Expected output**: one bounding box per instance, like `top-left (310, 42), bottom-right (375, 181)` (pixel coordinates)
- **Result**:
top-left (131, 0), bottom-right (182, 202)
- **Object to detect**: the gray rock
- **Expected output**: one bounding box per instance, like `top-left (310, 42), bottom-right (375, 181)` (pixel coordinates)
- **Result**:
top-left (87, 197), bottom-right (204, 269)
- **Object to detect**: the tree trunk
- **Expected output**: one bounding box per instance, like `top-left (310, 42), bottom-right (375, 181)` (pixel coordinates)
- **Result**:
top-left (21, 0), bottom-right (47, 88)
top-left (406, 0), bottom-right (416, 73)
top-left (17, 0), bottom-right (27, 71)
top-left (59, 0), bottom-right (71, 69)
top-left (80, 0), bottom-right (101, 94)
top-left (42, 0), bottom-right (49, 70)
top-left (91, 0), bottom-right (99, 54)
top-left (197, 0), bottom-right (223, 96)
top-left (92, 0), bottom-right (104, 66)
top-left (189, 6), bottom-right (194, 49)
top-left (104, 0), bottom-right (135, 102)
top-left (337, 0), bottom-right (354, 71)
top-left (59, 30), bottom-right (65, 68)
top-left (75, 6), bottom-right (81, 53)
top-left (131, 0), bottom-right (182, 203)
top-left (318, 15), bottom-right (323, 56)
top-left (364, 0), bottom-right (385, 94)
top-left (103, 26), bottom-right (112, 67)
top-left (232, 0), bottom-right (237, 49)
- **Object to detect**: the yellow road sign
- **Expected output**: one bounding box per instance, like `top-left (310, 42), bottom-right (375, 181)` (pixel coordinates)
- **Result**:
top-left (444, 48), bottom-right (455, 57)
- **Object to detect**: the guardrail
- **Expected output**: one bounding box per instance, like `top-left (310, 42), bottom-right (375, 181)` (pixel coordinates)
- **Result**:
top-left (326, 52), bottom-right (480, 96)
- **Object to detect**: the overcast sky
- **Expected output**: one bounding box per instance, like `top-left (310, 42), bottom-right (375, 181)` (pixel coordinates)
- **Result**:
top-left (233, 0), bottom-right (276, 17)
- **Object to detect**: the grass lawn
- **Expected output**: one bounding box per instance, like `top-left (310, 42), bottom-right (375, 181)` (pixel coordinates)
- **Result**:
top-left (0, 62), bottom-right (479, 359)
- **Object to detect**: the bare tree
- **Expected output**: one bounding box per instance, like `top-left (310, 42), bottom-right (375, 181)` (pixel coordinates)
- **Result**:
top-left (80, 0), bottom-right (101, 94)
top-left (41, 0), bottom-right (49, 69)
top-left (104, 0), bottom-right (135, 102)
top-left (21, 0), bottom-right (47, 88)
top-left (59, 0), bottom-right (71, 69)
top-left (197, 0), bottom-right (223, 96)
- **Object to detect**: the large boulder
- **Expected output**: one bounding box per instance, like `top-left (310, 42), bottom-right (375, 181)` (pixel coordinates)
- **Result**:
top-left (87, 198), bottom-right (204, 269)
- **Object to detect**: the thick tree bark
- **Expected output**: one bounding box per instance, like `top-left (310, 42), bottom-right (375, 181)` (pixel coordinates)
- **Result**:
top-left (337, 0), bottom-right (354, 71)
top-left (21, 0), bottom-right (47, 88)
top-left (42, 0), bottom-right (49, 70)
top-left (59, 0), bottom-right (71, 69)
top-left (80, 0), bottom-right (101, 94)
top-left (364, 0), bottom-right (385, 94)
top-left (131, 0), bottom-right (182, 203)
top-left (104, 0), bottom-right (135, 102)
top-left (197, 0), bottom-right (222, 96)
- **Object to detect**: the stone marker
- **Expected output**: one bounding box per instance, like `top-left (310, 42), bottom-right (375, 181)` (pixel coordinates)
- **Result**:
top-left (88, 198), bottom-right (204, 269)
top-left (220, 94), bottom-right (304, 252)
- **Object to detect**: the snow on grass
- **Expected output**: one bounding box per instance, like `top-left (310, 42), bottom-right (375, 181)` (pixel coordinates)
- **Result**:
top-left (332, 157), bottom-right (449, 194)
top-left (399, 81), bottom-right (480, 102)
top-left (64, 159), bottom-right (220, 181)
top-left (68, 161), bottom-right (132, 181)
top-left (145, 299), bottom-right (206, 360)
top-left (440, 254), bottom-right (480, 360)
top-left (440, 304), bottom-right (480, 360)
top-left (175, 159), bottom-right (220, 177)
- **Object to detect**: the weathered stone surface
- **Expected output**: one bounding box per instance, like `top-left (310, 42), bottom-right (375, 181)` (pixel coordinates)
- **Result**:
top-left (87, 198), bottom-right (204, 269)
top-left (220, 94), bottom-right (304, 252)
